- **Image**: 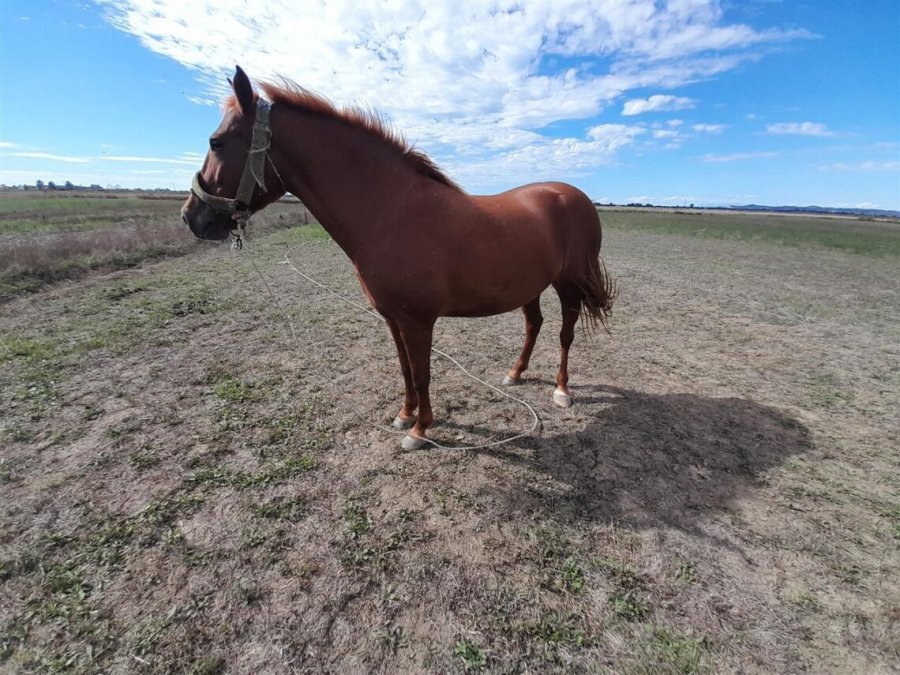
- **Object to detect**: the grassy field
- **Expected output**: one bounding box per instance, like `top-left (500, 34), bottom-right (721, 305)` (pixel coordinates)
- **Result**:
top-left (0, 197), bottom-right (898, 673)
top-left (0, 191), bottom-right (312, 300)
top-left (598, 207), bottom-right (900, 256)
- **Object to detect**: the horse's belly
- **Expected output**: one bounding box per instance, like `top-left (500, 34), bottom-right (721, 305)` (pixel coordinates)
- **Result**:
top-left (444, 301), bottom-right (532, 318)
top-left (441, 266), bottom-right (553, 317)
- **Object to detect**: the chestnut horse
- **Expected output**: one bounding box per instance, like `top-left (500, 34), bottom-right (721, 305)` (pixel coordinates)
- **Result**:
top-left (182, 66), bottom-right (616, 449)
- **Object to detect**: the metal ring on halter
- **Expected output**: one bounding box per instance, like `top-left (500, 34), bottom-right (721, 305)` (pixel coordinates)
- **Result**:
top-left (230, 220), bottom-right (246, 250)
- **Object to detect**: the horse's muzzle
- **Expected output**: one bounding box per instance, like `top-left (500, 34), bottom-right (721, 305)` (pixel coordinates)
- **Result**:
top-left (181, 197), bottom-right (231, 241)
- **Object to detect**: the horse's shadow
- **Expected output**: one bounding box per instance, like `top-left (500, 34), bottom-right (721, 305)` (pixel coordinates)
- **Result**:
top-left (469, 385), bottom-right (813, 532)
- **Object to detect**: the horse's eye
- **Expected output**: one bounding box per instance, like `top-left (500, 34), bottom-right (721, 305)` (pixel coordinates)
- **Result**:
top-left (209, 137), bottom-right (223, 151)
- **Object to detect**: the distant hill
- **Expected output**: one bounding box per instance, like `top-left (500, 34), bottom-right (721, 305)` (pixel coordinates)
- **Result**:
top-left (732, 204), bottom-right (900, 219)
top-left (593, 201), bottom-right (900, 219)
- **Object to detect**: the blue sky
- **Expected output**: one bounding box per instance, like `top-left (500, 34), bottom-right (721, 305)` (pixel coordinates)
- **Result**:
top-left (1, 0), bottom-right (898, 209)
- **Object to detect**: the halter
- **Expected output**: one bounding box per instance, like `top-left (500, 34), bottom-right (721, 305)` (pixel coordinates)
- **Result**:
top-left (190, 99), bottom-right (276, 249)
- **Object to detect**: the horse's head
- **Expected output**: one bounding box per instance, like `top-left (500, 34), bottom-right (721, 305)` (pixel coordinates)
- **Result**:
top-left (181, 66), bottom-right (285, 241)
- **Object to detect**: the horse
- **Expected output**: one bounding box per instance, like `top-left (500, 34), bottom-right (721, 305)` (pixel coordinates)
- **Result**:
top-left (182, 66), bottom-right (617, 450)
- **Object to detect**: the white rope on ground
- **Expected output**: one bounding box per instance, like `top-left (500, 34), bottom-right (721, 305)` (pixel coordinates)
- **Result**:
top-left (242, 238), bottom-right (541, 451)
top-left (245, 244), bottom-right (304, 353)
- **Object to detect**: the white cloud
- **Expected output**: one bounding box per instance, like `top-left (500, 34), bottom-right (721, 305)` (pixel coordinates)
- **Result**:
top-left (652, 129), bottom-right (679, 140)
top-left (0, 141), bottom-right (18, 149)
top-left (657, 195), bottom-right (697, 204)
top-left (622, 94), bottom-right (696, 116)
top-left (692, 123), bottom-right (727, 133)
top-left (8, 151), bottom-right (92, 164)
top-left (186, 95), bottom-right (218, 107)
top-left (448, 124), bottom-right (647, 189)
top-left (97, 0), bottom-right (813, 189)
top-left (0, 148), bottom-right (220, 166)
top-left (587, 124), bottom-right (647, 147)
top-left (823, 161), bottom-right (900, 171)
top-left (766, 122), bottom-right (833, 137)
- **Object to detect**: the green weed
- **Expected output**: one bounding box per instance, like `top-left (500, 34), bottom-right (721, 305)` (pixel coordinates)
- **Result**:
top-left (0, 335), bottom-right (56, 363)
top-left (240, 525), bottom-right (269, 550)
top-left (675, 561), bottom-right (698, 584)
top-left (191, 656), bottom-right (227, 675)
top-left (127, 594), bottom-right (212, 664)
top-left (517, 611), bottom-right (590, 648)
top-left (376, 625), bottom-right (408, 654)
top-left (559, 557), bottom-right (586, 593)
top-left (128, 445), bottom-right (161, 469)
top-left (453, 638), bottom-right (488, 672)
top-left (187, 455), bottom-right (316, 490)
top-left (341, 520), bottom-right (416, 570)
top-left (635, 626), bottom-right (711, 674)
top-left (250, 495), bottom-right (307, 521)
top-left (610, 589), bottom-right (649, 620)
top-left (343, 500), bottom-right (371, 538)
top-left (212, 375), bottom-right (262, 404)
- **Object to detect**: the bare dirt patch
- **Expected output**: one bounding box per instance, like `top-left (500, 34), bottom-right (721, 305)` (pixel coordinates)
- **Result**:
top-left (1, 217), bottom-right (898, 673)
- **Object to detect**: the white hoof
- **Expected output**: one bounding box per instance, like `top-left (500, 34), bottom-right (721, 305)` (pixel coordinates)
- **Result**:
top-left (392, 415), bottom-right (416, 430)
top-left (502, 375), bottom-right (521, 386)
top-left (401, 434), bottom-right (429, 450)
top-left (553, 388), bottom-right (572, 408)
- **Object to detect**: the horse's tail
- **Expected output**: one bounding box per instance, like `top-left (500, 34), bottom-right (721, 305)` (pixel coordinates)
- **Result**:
top-left (574, 254), bottom-right (618, 333)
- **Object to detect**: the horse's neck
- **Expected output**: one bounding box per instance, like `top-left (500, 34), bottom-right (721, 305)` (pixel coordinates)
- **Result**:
top-left (271, 108), bottom-right (415, 258)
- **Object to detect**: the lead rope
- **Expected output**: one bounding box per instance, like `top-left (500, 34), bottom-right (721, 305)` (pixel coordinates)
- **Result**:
top-left (241, 237), bottom-right (541, 451)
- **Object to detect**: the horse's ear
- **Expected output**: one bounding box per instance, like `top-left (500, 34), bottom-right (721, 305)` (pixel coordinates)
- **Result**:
top-left (232, 66), bottom-right (255, 115)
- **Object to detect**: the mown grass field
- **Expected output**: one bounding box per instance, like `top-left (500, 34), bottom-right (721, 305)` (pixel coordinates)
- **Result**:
top-left (597, 206), bottom-right (900, 256)
top-left (1, 193), bottom-right (898, 673)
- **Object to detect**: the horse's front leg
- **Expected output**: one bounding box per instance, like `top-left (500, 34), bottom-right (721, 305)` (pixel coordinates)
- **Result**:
top-left (396, 318), bottom-right (435, 450)
top-left (385, 317), bottom-right (417, 430)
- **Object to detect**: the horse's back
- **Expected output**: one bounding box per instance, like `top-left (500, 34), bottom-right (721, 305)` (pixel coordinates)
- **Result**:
top-left (472, 181), bottom-right (602, 254)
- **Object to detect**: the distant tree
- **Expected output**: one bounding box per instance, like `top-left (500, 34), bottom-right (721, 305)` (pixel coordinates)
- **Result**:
top-left (64, 180), bottom-right (74, 190)
top-left (35, 179), bottom-right (44, 190)
top-left (47, 181), bottom-right (57, 190)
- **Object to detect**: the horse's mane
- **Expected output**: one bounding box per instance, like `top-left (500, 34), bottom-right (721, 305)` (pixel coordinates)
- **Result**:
top-left (226, 79), bottom-right (462, 192)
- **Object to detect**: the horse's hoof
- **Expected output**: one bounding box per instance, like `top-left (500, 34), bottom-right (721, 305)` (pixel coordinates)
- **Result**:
top-left (392, 415), bottom-right (416, 430)
top-left (401, 434), bottom-right (429, 450)
top-left (502, 374), bottom-right (521, 386)
top-left (553, 388), bottom-right (572, 408)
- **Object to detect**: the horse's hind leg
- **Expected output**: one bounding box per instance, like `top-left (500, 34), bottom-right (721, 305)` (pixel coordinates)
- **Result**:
top-left (386, 317), bottom-right (417, 430)
top-left (552, 282), bottom-right (581, 408)
top-left (396, 318), bottom-right (435, 450)
top-left (503, 297), bottom-right (543, 385)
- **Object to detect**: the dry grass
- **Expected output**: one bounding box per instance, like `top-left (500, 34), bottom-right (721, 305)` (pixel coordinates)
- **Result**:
top-left (0, 192), bottom-right (313, 301)
top-left (0, 221), bottom-right (194, 289)
top-left (0, 210), bottom-right (898, 673)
